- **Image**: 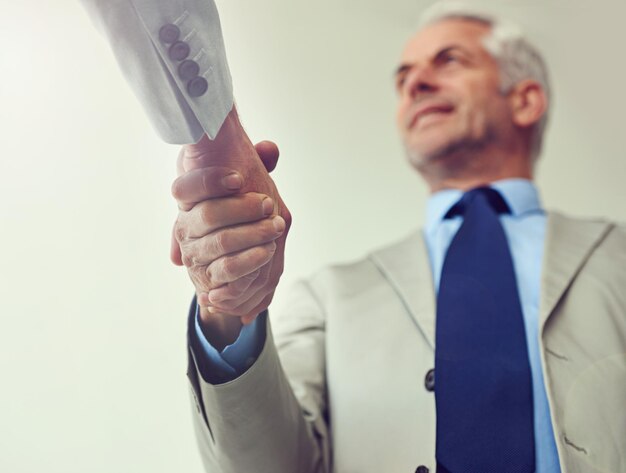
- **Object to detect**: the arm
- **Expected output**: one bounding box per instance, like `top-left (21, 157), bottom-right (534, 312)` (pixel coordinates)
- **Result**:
top-left (79, 0), bottom-right (233, 143)
top-left (172, 147), bottom-right (330, 471)
top-left (82, 1), bottom-right (326, 467)
top-left (188, 282), bottom-right (331, 473)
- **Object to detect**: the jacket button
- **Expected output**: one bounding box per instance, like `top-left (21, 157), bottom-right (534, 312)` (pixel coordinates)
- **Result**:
top-left (415, 466), bottom-right (429, 473)
top-left (169, 41), bottom-right (190, 61)
top-left (424, 368), bottom-right (435, 392)
top-left (159, 24), bottom-right (180, 44)
top-left (187, 77), bottom-right (208, 97)
top-left (178, 59), bottom-right (200, 80)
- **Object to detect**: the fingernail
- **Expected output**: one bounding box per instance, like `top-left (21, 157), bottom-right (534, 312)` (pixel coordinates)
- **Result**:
top-left (272, 215), bottom-right (285, 232)
top-left (222, 172), bottom-right (242, 190)
top-left (262, 197), bottom-right (274, 215)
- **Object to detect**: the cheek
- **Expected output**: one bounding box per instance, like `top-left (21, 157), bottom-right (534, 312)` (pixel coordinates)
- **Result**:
top-left (395, 100), bottom-right (409, 131)
top-left (463, 92), bottom-right (498, 133)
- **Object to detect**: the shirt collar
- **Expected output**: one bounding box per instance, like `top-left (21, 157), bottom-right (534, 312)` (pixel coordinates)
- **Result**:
top-left (424, 178), bottom-right (544, 233)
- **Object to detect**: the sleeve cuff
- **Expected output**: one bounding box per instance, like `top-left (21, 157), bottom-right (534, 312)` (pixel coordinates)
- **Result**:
top-left (190, 296), bottom-right (266, 383)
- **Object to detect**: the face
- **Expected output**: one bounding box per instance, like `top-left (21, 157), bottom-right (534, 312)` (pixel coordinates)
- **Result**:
top-left (395, 19), bottom-right (513, 173)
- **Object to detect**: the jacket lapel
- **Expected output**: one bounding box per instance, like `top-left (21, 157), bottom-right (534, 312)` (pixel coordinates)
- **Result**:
top-left (367, 212), bottom-right (613, 350)
top-left (370, 230), bottom-right (437, 350)
top-left (539, 211), bottom-right (614, 332)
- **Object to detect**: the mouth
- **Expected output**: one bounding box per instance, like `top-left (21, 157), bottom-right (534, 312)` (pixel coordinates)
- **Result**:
top-left (408, 103), bottom-right (455, 130)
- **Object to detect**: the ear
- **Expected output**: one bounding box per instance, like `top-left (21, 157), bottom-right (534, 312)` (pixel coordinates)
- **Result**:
top-left (509, 79), bottom-right (548, 128)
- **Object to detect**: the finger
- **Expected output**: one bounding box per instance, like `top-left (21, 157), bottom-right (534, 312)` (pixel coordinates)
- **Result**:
top-left (170, 221), bottom-right (183, 266)
top-left (205, 241), bottom-right (276, 287)
top-left (172, 167), bottom-right (242, 211)
top-left (207, 263), bottom-right (270, 309)
top-left (200, 269), bottom-right (261, 305)
top-left (254, 140), bottom-right (279, 173)
top-left (210, 284), bottom-right (274, 320)
top-left (181, 215), bottom-right (285, 264)
top-left (201, 286), bottom-right (274, 325)
top-left (177, 194), bottom-right (280, 240)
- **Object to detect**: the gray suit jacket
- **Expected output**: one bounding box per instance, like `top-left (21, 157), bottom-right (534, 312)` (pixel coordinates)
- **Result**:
top-left (188, 211), bottom-right (626, 473)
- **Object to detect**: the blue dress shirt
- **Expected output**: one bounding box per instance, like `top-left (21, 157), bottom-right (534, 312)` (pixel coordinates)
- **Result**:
top-left (191, 178), bottom-right (560, 472)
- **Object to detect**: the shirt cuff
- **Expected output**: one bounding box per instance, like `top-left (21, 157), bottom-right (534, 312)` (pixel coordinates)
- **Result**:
top-left (192, 299), bottom-right (265, 382)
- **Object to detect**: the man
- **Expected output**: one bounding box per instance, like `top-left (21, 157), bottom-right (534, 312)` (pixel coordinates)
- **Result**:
top-left (82, 1), bottom-right (626, 472)
top-left (173, 9), bottom-right (625, 473)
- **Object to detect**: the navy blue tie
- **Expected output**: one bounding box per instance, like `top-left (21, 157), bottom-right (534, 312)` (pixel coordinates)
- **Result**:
top-left (435, 187), bottom-right (535, 473)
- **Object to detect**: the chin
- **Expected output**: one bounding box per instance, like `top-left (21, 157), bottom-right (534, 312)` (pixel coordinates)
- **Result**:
top-left (405, 135), bottom-right (480, 179)
top-left (406, 137), bottom-right (455, 165)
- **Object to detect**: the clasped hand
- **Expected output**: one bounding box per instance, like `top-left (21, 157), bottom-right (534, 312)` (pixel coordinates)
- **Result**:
top-left (170, 129), bottom-right (291, 347)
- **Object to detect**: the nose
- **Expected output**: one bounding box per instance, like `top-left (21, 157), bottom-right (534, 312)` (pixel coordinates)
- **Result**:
top-left (402, 64), bottom-right (438, 100)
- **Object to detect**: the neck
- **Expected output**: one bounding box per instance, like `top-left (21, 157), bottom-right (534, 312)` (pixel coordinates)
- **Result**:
top-left (427, 168), bottom-right (533, 193)
top-left (416, 144), bottom-right (534, 193)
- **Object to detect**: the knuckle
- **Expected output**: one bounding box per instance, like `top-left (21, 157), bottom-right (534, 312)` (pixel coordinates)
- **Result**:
top-left (247, 192), bottom-right (268, 210)
top-left (174, 224), bottom-right (187, 243)
top-left (212, 231), bottom-right (228, 256)
top-left (181, 252), bottom-right (194, 267)
top-left (189, 267), bottom-right (209, 293)
top-left (203, 264), bottom-right (216, 286)
top-left (220, 257), bottom-right (236, 281)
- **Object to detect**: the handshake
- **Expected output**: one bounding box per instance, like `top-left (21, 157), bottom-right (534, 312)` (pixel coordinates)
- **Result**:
top-left (169, 108), bottom-right (291, 351)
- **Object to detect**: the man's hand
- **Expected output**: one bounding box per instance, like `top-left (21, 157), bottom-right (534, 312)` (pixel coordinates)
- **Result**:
top-left (170, 107), bottom-right (291, 349)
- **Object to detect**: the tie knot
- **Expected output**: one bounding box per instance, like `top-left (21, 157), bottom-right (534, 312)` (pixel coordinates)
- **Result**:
top-left (444, 186), bottom-right (511, 219)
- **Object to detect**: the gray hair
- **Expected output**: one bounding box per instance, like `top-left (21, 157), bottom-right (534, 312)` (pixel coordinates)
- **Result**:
top-left (417, 2), bottom-right (551, 160)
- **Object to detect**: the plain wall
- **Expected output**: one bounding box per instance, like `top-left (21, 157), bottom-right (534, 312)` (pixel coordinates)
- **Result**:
top-left (1, 0), bottom-right (624, 471)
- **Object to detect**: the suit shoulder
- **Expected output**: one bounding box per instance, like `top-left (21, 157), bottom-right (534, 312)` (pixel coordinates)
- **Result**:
top-left (547, 210), bottom-right (626, 277)
top-left (547, 209), bottom-right (626, 242)
top-left (548, 209), bottom-right (625, 227)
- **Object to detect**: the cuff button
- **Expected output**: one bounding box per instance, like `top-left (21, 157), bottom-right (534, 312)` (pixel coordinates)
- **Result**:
top-left (178, 59), bottom-right (200, 80)
top-left (187, 77), bottom-right (208, 97)
top-left (159, 24), bottom-right (180, 44)
top-left (169, 41), bottom-right (190, 61)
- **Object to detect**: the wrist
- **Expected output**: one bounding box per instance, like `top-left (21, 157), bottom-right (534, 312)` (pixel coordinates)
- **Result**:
top-left (198, 305), bottom-right (243, 351)
top-left (186, 105), bottom-right (253, 160)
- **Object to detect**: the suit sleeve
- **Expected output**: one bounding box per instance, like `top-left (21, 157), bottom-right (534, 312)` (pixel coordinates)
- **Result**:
top-left (187, 280), bottom-right (332, 473)
top-left (79, 0), bottom-right (233, 143)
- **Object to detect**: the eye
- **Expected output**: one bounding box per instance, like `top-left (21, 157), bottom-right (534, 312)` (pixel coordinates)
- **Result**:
top-left (395, 73), bottom-right (407, 92)
top-left (434, 49), bottom-right (465, 69)
top-left (442, 52), bottom-right (459, 64)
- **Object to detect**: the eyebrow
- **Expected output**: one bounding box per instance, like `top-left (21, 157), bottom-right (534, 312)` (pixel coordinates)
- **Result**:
top-left (393, 44), bottom-right (473, 78)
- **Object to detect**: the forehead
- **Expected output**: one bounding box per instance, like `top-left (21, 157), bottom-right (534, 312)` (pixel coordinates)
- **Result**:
top-left (400, 18), bottom-right (493, 62)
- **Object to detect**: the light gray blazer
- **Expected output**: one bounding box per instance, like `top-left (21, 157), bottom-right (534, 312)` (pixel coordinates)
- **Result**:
top-left (188, 213), bottom-right (626, 473)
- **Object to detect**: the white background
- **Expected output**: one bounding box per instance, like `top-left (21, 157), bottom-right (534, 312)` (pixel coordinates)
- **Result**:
top-left (1, 0), bottom-right (625, 471)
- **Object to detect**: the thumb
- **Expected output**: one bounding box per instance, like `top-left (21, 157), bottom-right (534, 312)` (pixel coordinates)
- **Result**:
top-left (254, 140), bottom-right (280, 173)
